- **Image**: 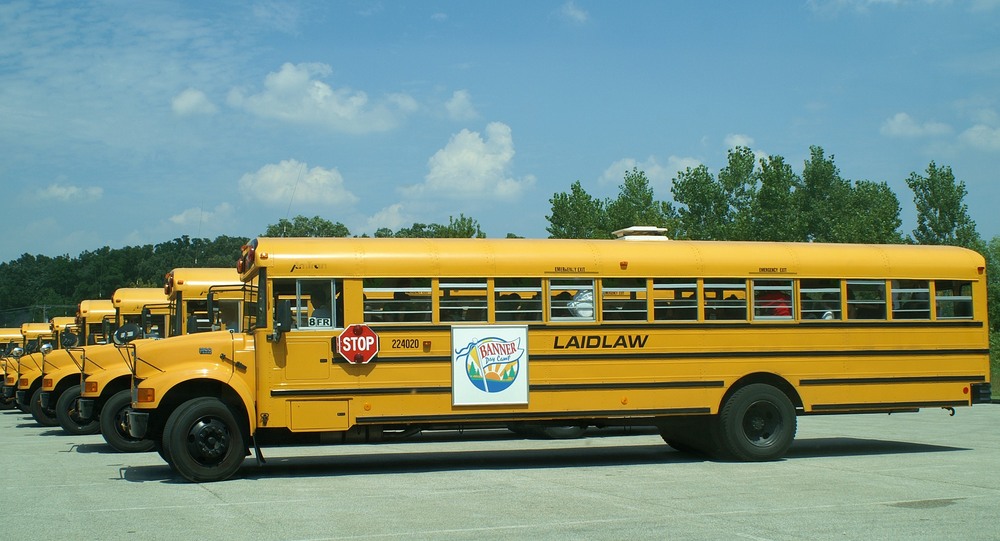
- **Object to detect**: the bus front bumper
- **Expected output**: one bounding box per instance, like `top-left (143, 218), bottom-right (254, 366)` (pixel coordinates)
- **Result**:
top-left (39, 391), bottom-right (52, 409)
top-left (77, 398), bottom-right (95, 421)
top-left (127, 409), bottom-right (148, 439)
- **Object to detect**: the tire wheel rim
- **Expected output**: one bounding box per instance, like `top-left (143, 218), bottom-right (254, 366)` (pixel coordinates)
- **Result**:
top-left (742, 400), bottom-right (781, 447)
top-left (115, 408), bottom-right (132, 439)
top-left (185, 417), bottom-right (231, 465)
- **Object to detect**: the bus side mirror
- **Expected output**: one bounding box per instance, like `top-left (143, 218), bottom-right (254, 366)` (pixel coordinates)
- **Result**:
top-left (273, 300), bottom-right (293, 342)
top-left (113, 323), bottom-right (143, 345)
top-left (61, 332), bottom-right (79, 349)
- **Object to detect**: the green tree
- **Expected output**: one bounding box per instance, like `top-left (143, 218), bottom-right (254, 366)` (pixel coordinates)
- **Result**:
top-left (262, 215), bottom-right (350, 237)
top-left (716, 147), bottom-right (758, 240)
top-left (906, 162), bottom-right (980, 248)
top-left (797, 146), bottom-right (852, 243)
top-left (546, 180), bottom-right (608, 239)
top-left (751, 155), bottom-right (802, 241)
top-left (671, 164), bottom-right (725, 240)
top-left (837, 180), bottom-right (903, 244)
top-left (440, 214), bottom-right (486, 238)
top-left (605, 168), bottom-right (677, 234)
top-left (671, 148), bottom-right (758, 240)
top-left (388, 214), bottom-right (486, 238)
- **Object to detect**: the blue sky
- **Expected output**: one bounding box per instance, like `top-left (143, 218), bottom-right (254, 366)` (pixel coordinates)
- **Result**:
top-left (2, 0), bottom-right (1000, 262)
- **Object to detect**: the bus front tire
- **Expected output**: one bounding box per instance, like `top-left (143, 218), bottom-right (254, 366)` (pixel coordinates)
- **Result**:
top-left (163, 397), bottom-right (247, 483)
top-left (55, 385), bottom-right (100, 435)
top-left (716, 384), bottom-right (796, 462)
top-left (100, 390), bottom-right (155, 453)
top-left (30, 387), bottom-right (58, 427)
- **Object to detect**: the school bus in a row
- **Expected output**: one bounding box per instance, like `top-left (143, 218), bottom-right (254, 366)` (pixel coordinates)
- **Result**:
top-left (75, 268), bottom-right (243, 451)
top-left (0, 328), bottom-right (25, 410)
top-left (35, 291), bottom-right (165, 432)
top-left (124, 229), bottom-right (992, 482)
top-left (8, 318), bottom-right (78, 420)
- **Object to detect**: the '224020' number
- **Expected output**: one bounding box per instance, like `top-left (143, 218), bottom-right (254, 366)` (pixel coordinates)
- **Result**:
top-left (391, 338), bottom-right (419, 349)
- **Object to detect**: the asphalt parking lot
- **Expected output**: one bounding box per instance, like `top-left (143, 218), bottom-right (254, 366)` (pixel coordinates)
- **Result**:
top-left (2, 404), bottom-right (999, 540)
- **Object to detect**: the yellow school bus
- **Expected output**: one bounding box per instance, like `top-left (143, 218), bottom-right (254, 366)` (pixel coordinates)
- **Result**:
top-left (37, 297), bottom-right (129, 433)
top-left (0, 328), bottom-right (25, 410)
top-left (125, 233), bottom-right (991, 482)
top-left (77, 269), bottom-right (243, 451)
top-left (13, 317), bottom-right (78, 422)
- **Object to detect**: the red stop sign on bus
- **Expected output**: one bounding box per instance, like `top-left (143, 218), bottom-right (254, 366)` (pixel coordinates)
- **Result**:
top-left (338, 324), bottom-right (379, 364)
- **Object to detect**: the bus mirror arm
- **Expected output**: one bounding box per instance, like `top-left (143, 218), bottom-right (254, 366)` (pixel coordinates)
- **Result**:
top-left (272, 300), bottom-right (293, 342)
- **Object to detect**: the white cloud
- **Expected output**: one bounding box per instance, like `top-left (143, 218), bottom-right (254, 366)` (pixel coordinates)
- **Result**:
top-left (558, 1), bottom-right (589, 24)
top-left (961, 124), bottom-right (1000, 151)
top-left (171, 88), bottom-right (218, 116)
top-left (366, 203), bottom-right (409, 232)
top-left (239, 159), bottom-right (359, 206)
top-left (880, 112), bottom-right (952, 137)
top-left (445, 90), bottom-right (478, 121)
top-left (227, 63), bottom-right (415, 133)
top-left (36, 183), bottom-right (103, 202)
top-left (431, 12), bottom-right (448, 22)
top-left (601, 155), bottom-right (702, 189)
top-left (168, 202), bottom-right (234, 227)
top-left (403, 122), bottom-right (535, 200)
top-left (724, 133), bottom-right (755, 148)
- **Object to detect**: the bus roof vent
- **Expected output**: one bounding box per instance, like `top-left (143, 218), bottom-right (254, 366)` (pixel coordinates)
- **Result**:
top-left (612, 226), bottom-right (670, 241)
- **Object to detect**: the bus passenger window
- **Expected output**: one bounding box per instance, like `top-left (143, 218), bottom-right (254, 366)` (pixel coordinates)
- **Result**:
top-left (363, 279), bottom-right (432, 323)
top-left (549, 279), bottom-right (595, 322)
top-left (753, 280), bottom-right (793, 320)
top-left (652, 279), bottom-right (698, 321)
top-left (891, 280), bottom-right (930, 320)
top-left (935, 280), bottom-right (973, 319)
top-left (495, 279), bottom-right (542, 322)
top-left (847, 280), bottom-right (886, 320)
top-left (439, 278), bottom-right (487, 323)
top-left (800, 279), bottom-right (841, 320)
top-left (704, 279), bottom-right (747, 321)
top-left (601, 278), bottom-right (647, 321)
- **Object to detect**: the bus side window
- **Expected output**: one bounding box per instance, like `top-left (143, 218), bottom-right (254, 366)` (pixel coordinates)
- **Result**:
top-left (495, 278), bottom-right (543, 322)
top-left (362, 279), bottom-right (431, 323)
top-left (652, 279), bottom-right (697, 321)
top-left (935, 280), bottom-right (973, 319)
top-left (847, 280), bottom-right (886, 320)
top-left (549, 279), bottom-right (595, 322)
top-left (892, 280), bottom-right (930, 320)
top-left (704, 279), bottom-right (747, 321)
top-left (752, 280), bottom-right (793, 320)
top-left (800, 279), bottom-right (841, 320)
top-left (601, 278), bottom-right (647, 321)
top-left (439, 278), bottom-right (487, 323)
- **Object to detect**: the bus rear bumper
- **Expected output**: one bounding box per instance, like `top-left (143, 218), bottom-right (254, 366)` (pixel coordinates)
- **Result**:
top-left (127, 409), bottom-right (148, 439)
top-left (971, 382), bottom-right (992, 404)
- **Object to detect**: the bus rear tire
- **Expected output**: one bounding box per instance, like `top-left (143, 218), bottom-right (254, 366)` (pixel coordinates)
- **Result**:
top-left (716, 384), bottom-right (795, 461)
top-left (30, 387), bottom-right (58, 427)
top-left (55, 385), bottom-right (100, 435)
top-left (100, 390), bottom-right (155, 453)
top-left (163, 397), bottom-right (247, 483)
